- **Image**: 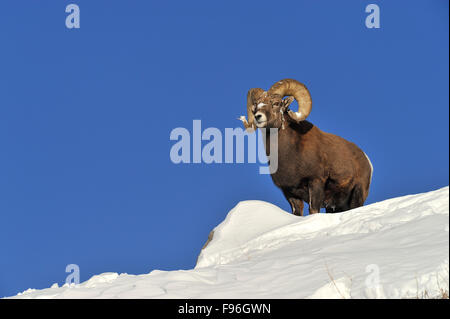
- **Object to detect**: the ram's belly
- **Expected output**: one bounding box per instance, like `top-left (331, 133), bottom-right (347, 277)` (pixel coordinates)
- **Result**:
top-left (271, 171), bottom-right (310, 202)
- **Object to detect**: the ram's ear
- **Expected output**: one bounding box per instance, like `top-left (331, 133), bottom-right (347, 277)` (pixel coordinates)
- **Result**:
top-left (282, 96), bottom-right (295, 110)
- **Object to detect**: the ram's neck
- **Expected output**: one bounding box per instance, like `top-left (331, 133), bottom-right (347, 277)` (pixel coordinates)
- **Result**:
top-left (261, 125), bottom-right (292, 159)
top-left (262, 118), bottom-right (314, 155)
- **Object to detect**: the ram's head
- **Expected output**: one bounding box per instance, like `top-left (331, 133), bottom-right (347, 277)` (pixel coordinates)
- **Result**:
top-left (239, 79), bottom-right (312, 132)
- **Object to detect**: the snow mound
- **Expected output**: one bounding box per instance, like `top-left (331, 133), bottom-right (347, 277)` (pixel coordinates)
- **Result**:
top-left (8, 187), bottom-right (449, 299)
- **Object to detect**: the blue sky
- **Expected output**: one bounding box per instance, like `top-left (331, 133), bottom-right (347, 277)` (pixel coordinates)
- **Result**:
top-left (0, 0), bottom-right (448, 297)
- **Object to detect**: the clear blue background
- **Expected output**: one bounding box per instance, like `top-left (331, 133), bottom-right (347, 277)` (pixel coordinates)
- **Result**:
top-left (0, 0), bottom-right (448, 297)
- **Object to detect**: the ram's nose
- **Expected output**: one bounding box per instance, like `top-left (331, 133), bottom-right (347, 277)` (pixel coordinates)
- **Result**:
top-left (255, 114), bottom-right (263, 122)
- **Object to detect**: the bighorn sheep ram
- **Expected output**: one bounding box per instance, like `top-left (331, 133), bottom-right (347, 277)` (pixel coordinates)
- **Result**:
top-left (239, 79), bottom-right (373, 215)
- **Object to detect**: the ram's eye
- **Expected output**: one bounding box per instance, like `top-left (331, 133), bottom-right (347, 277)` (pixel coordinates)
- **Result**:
top-left (273, 102), bottom-right (280, 107)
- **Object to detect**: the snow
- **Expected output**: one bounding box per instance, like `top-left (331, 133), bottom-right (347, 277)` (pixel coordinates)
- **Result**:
top-left (7, 186), bottom-right (449, 299)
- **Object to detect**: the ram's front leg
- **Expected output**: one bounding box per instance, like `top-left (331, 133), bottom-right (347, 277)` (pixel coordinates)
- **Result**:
top-left (308, 179), bottom-right (325, 214)
top-left (238, 116), bottom-right (255, 133)
top-left (281, 190), bottom-right (304, 216)
top-left (289, 197), bottom-right (304, 216)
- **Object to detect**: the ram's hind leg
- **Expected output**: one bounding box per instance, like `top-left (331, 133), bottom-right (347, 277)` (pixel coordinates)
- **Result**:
top-left (349, 184), bottom-right (366, 209)
top-left (326, 206), bottom-right (336, 213)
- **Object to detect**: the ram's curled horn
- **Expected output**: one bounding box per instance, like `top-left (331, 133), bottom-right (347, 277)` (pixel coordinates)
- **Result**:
top-left (243, 88), bottom-right (265, 132)
top-left (267, 79), bottom-right (312, 122)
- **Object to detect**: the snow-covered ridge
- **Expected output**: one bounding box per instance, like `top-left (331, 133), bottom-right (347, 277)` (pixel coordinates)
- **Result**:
top-left (8, 187), bottom-right (449, 299)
